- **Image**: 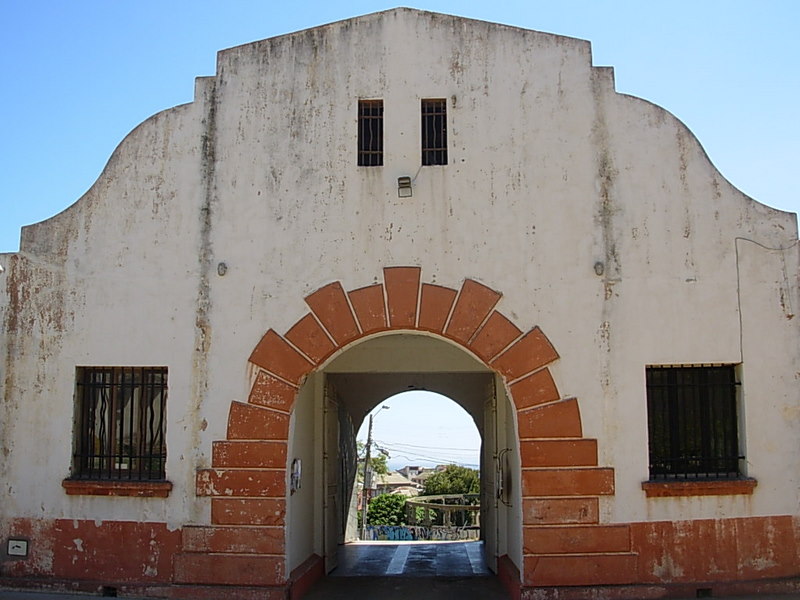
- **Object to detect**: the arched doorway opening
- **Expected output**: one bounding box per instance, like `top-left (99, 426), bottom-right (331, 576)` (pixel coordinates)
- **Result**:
top-left (353, 391), bottom-right (482, 543)
top-left (337, 389), bottom-right (491, 578)
top-left (296, 333), bottom-right (512, 576)
top-left (310, 332), bottom-right (506, 574)
top-left (188, 267), bottom-right (622, 600)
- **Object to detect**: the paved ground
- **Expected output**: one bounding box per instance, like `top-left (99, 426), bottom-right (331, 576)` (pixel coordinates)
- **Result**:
top-left (299, 541), bottom-right (507, 599)
top-left (2, 584), bottom-right (800, 600)
top-left (304, 575), bottom-right (509, 599)
top-left (331, 540), bottom-right (491, 577)
top-left (3, 585), bottom-right (800, 600)
top-left (1, 541), bottom-right (799, 600)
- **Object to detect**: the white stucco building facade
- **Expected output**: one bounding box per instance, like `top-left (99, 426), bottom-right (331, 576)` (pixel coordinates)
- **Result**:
top-left (1, 9), bottom-right (798, 599)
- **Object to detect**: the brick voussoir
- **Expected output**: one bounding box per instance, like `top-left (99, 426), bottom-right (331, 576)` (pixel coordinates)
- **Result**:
top-left (510, 368), bottom-right (560, 411)
top-left (517, 398), bottom-right (583, 439)
top-left (304, 281), bottom-right (360, 345)
top-left (383, 266), bottom-right (421, 327)
top-left (212, 440), bottom-right (287, 468)
top-left (520, 439), bottom-right (599, 468)
top-left (284, 313), bottom-right (336, 364)
top-left (248, 371), bottom-right (296, 413)
top-left (226, 402), bottom-right (290, 441)
top-left (418, 283), bottom-right (458, 333)
top-left (522, 467), bottom-right (615, 497)
top-left (491, 326), bottom-right (559, 381)
top-left (468, 310), bottom-right (523, 362)
top-left (248, 329), bottom-right (314, 384)
top-left (197, 468), bottom-right (286, 497)
top-left (348, 284), bottom-right (388, 333)
top-left (445, 279), bottom-right (502, 344)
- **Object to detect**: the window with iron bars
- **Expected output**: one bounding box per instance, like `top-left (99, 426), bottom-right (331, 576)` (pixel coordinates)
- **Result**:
top-left (357, 99), bottom-right (383, 166)
top-left (72, 366), bottom-right (167, 481)
top-left (421, 98), bottom-right (447, 165)
top-left (646, 365), bottom-right (742, 480)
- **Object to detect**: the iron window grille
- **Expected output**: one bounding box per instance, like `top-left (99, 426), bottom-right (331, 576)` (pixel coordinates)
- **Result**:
top-left (72, 366), bottom-right (167, 481)
top-left (358, 99), bottom-right (383, 166)
top-left (421, 99), bottom-right (447, 165)
top-left (646, 365), bottom-right (742, 480)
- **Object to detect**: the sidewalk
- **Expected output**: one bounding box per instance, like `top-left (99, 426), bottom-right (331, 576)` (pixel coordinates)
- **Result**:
top-left (2, 587), bottom-right (800, 600)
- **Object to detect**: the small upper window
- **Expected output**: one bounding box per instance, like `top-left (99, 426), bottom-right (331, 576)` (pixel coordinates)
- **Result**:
top-left (646, 365), bottom-right (742, 480)
top-left (421, 99), bottom-right (447, 165)
top-left (358, 99), bottom-right (383, 166)
top-left (72, 366), bottom-right (167, 481)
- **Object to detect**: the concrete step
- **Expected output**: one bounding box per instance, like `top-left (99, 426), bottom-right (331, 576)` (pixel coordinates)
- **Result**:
top-left (302, 576), bottom-right (510, 600)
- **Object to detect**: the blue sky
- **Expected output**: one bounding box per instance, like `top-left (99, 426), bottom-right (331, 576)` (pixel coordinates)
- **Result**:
top-left (2, 1), bottom-right (798, 469)
top-left (357, 391), bottom-right (481, 469)
top-left (357, 392), bottom-right (483, 470)
top-left (1, 1), bottom-right (798, 255)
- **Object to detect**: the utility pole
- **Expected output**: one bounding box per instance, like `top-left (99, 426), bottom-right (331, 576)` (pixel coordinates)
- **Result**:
top-left (359, 413), bottom-right (374, 540)
top-left (360, 405), bottom-right (388, 540)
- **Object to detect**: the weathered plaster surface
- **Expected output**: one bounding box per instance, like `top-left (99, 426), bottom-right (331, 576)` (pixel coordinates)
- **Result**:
top-left (1, 7), bottom-right (798, 595)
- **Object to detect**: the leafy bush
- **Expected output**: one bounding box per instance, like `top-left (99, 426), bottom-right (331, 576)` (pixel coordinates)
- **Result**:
top-left (367, 493), bottom-right (407, 525)
top-left (421, 464), bottom-right (479, 496)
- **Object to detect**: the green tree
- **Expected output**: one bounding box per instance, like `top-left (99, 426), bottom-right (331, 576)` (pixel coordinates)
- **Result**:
top-left (367, 493), bottom-right (407, 525)
top-left (369, 452), bottom-right (389, 476)
top-left (356, 441), bottom-right (389, 479)
top-left (422, 464), bottom-right (479, 496)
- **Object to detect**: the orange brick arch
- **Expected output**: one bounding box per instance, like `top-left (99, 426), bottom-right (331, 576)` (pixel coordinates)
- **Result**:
top-left (183, 266), bottom-right (638, 593)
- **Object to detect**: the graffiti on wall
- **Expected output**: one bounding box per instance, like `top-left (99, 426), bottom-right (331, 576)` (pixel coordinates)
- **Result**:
top-left (365, 525), bottom-right (479, 541)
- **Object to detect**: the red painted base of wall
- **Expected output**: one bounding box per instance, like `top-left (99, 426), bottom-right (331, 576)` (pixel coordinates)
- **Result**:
top-left (0, 517), bottom-right (293, 599)
top-left (0, 518), bottom-right (181, 584)
top-left (2, 515), bottom-right (799, 597)
top-left (0, 578), bottom-right (287, 600)
top-left (288, 554), bottom-right (324, 600)
top-left (520, 577), bottom-right (800, 600)
top-left (498, 554), bottom-right (522, 600)
top-left (631, 516), bottom-right (800, 585)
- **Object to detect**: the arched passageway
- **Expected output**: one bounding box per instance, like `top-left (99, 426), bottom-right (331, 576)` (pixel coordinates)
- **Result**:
top-left (328, 389), bottom-right (489, 580)
top-left (180, 267), bottom-right (627, 599)
top-left (319, 336), bottom-right (497, 574)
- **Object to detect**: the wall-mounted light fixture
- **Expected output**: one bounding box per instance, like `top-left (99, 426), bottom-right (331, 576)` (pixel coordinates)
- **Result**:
top-left (7, 538), bottom-right (29, 558)
top-left (397, 176), bottom-right (412, 198)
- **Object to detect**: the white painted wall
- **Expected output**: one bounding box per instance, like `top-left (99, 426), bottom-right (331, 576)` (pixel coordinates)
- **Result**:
top-left (499, 381), bottom-right (523, 570)
top-left (1, 7), bottom-right (798, 574)
top-left (286, 375), bottom-right (318, 572)
top-left (0, 97), bottom-right (207, 530)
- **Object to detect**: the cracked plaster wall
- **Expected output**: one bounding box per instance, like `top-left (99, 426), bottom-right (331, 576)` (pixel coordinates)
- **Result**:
top-left (0, 8), bottom-right (798, 542)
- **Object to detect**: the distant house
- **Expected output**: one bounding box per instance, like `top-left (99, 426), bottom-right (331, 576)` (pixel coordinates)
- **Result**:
top-left (397, 465), bottom-right (435, 488)
top-left (375, 471), bottom-right (420, 496)
top-left (397, 465), bottom-right (424, 479)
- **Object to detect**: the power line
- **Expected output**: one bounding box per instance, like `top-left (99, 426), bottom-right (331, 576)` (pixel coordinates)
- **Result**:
top-left (378, 441), bottom-right (474, 456)
top-left (389, 454), bottom-right (480, 469)
top-left (375, 439), bottom-right (479, 452)
top-left (376, 443), bottom-right (479, 466)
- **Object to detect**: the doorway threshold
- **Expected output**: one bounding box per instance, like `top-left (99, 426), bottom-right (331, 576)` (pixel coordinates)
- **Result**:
top-left (331, 540), bottom-right (490, 577)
